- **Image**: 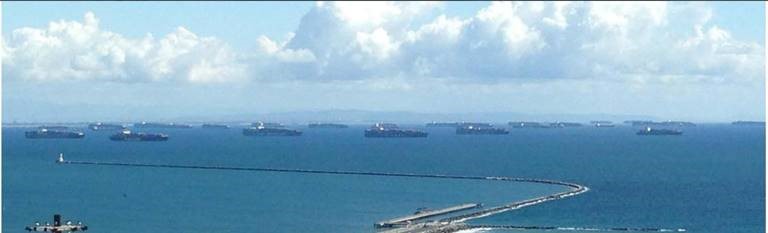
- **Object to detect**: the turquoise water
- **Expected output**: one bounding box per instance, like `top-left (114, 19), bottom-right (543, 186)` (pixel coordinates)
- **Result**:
top-left (2, 124), bottom-right (764, 233)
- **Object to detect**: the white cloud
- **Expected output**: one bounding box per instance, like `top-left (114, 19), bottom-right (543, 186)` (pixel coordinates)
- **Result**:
top-left (3, 12), bottom-right (245, 83)
top-left (1, 2), bottom-right (763, 86)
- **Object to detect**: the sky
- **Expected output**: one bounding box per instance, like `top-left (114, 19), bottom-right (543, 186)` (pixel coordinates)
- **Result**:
top-left (2, 1), bottom-right (765, 122)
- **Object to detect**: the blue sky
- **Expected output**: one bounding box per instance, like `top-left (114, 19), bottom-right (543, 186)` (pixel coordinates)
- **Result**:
top-left (2, 2), bottom-right (765, 122)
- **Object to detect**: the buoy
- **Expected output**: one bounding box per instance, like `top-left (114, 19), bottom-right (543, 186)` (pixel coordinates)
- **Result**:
top-left (57, 153), bottom-right (64, 163)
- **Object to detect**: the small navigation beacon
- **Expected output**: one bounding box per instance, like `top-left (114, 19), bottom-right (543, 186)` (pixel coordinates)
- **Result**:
top-left (25, 214), bottom-right (87, 232)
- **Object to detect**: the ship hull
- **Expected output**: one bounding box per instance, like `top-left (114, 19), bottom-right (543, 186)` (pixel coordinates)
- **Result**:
top-left (25, 131), bottom-right (85, 139)
top-left (456, 128), bottom-right (509, 135)
top-left (636, 130), bottom-right (682, 136)
top-left (243, 128), bottom-right (302, 136)
top-left (364, 130), bottom-right (428, 138)
top-left (110, 133), bottom-right (168, 141)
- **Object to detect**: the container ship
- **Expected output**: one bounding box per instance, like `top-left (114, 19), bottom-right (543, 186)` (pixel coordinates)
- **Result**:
top-left (591, 121), bottom-right (615, 127)
top-left (426, 122), bottom-right (460, 127)
top-left (251, 122), bottom-right (285, 128)
top-left (308, 123), bottom-right (348, 128)
top-left (456, 125), bottom-right (509, 135)
top-left (243, 123), bottom-right (302, 136)
top-left (25, 127), bottom-right (85, 139)
top-left (202, 124), bottom-right (230, 129)
top-left (509, 122), bottom-right (550, 128)
top-left (134, 122), bottom-right (192, 128)
top-left (732, 121), bottom-right (765, 126)
top-left (89, 123), bottom-right (126, 131)
top-left (636, 127), bottom-right (682, 136)
top-left (549, 122), bottom-right (583, 128)
top-left (110, 130), bottom-right (169, 141)
top-left (365, 123), bottom-right (427, 138)
top-left (625, 120), bottom-right (695, 127)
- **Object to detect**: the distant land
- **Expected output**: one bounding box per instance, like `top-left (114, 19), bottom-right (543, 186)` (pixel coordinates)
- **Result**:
top-left (1, 109), bottom-right (666, 125)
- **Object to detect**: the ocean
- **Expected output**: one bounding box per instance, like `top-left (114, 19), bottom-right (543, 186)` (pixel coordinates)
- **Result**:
top-left (2, 124), bottom-right (764, 233)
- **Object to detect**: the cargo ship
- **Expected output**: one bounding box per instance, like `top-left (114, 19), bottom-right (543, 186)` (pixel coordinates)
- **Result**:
top-left (134, 122), bottom-right (192, 128)
top-left (456, 125), bottom-right (509, 135)
top-left (25, 128), bottom-right (85, 139)
top-left (550, 122), bottom-right (583, 128)
top-left (732, 121), bottom-right (765, 126)
top-left (636, 127), bottom-right (682, 136)
top-left (110, 130), bottom-right (169, 141)
top-left (243, 125), bottom-right (302, 136)
top-left (202, 124), bottom-right (230, 129)
top-left (89, 123), bottom-right (126, 131)
top-left (251, 122), bottom-right (285, 128)
top-left (591, 121), bottom-right (615, 127)
top-left (308, 123), bottom-right (348, 128)
top-left (365, 123), bottom-right (427, 138)
top-left (625, 120), bottom-right (695, 127)
top-left (509, 122), bottom-right (550, 128)
top-left (426, 122), bottom-right (460, 127)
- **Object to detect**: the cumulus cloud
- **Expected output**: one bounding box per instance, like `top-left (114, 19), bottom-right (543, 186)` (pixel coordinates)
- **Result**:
top-left (3, 12), bottom-right (245, 83)
top-left (1, 2), bottom-right (763, 85)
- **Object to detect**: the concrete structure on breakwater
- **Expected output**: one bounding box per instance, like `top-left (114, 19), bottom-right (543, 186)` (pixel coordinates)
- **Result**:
top-left (55, 154), bottom-right (590, 233)
top-left (375, 203), bottom-right (481, 229)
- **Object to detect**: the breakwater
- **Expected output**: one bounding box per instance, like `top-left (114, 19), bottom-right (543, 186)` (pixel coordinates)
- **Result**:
top-left (57, 157), bottom-right (589, 232)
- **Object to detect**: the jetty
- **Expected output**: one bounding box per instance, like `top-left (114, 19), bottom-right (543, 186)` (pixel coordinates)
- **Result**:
top-left (375, 203), bottom-right (481, 229)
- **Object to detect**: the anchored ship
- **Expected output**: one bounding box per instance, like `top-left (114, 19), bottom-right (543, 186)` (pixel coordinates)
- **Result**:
top-left (110, 130), bottom-right (169, 141)
top-left (625, 120), bottom-right (695, 127)
top-left (509, 122), bottom-right (550, 128)
top-left (456, 125), bottom-right (509, 135)
top-left (732, 121), bottom-right (765, 126)
top-left (134, 122), bottom-right (192, 128)
top-left (365, 123), bottom-right (427, 138)
top-left (549, 122), bottom-right (583, 128)
top-left (25, 128), bottom-right (84, 139)
top-left (591, 121), bottom-right (615, 127)
top-left (636, 127), bottom-right (682, 136)
top-left (308, 123), bottom-right (349, 128)
top-left (243, 124), bottom-right (302, 136)
top-left (88, 123), bottom-right (126, 131)
top-left (202, 124), bottom-right (230, 129)
top-left (426, 122), bottom-right (461, 127)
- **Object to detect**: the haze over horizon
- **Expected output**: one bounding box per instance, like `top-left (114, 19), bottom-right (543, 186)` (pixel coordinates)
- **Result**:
top-left (2, 2), bottom-right (765, 122)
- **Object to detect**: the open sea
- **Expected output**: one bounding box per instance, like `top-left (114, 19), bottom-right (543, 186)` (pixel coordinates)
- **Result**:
top-left (2, 124), bottom-right (764, 233)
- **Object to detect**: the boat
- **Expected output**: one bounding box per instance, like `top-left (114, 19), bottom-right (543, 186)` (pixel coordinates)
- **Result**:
top-left (549, 122), bottom-right (583, 128)
top-left (109, 130), bottom-right (169, 141)
top-left (365, 123), bottom-right (427, 138)
top-left (456, 125), bottom-right (509, 135)
top-left (25, 128), bottom-right (85, 139)
top-left (88, 123), bottom-right (126, 131)
top-left (458, 122), bottom-right (493, 128)
top-left (134, 122), bottom-right (192, 128)
top-left (590, 121), bottom-right (615, 127)
top-left (509, 122), bottom-right (550, 128)
top-left (625, 120), bottom-right (695, 127)
top-left (243, 125), bottom-right (302, 136)
top-left (636, 127), bottom-right (682, 136)
top-left (202, 124), bottom-right (230, 129)
top-left (731, 121), bottom-right (765, 126)
top-left (308, 123), bottom-right (348, 128)
top-left (426, 122), bottom-right (460, 127)
top-left (251, 121), bottom-right (285, 128)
